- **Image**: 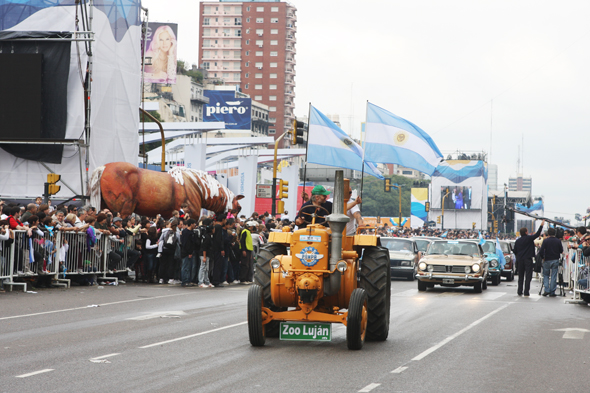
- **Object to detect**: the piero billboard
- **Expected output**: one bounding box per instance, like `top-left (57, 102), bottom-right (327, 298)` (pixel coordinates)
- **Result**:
top-left (203, 90), bottom-right (252, 130)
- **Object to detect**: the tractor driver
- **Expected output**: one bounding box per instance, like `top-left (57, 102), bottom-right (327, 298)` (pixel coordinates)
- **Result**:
top-left (295, 185), bottom-right (333, 229)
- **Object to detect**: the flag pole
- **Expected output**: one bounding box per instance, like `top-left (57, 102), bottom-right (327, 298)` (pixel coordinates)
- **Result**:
top-left (360, 100), bottom-right (368, 213)
top-left (301, 102), bottom-right (312, 206)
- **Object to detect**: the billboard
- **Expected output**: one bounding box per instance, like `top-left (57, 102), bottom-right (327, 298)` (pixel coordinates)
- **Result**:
top-left (411, 188), bottom-right (428, 228)
top-left (144, 22), bottom-right (178, 84)
top-left (431, 160), bottom-right (487, 210)
top-left (440, 185), bottom-right (475, 209)
top-left (203, 90), bottom-right (252, 130)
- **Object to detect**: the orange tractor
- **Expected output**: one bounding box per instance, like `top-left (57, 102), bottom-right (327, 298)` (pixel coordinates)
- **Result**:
top-left (247, 171), bottom-right (391, 349)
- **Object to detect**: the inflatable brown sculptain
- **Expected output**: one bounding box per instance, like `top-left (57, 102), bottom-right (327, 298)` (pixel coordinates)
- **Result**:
top-left (90, 162), bottom-right (243, 219)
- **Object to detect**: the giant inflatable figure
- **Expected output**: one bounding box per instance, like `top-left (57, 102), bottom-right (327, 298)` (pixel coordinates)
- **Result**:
top-left (90, 162), bottom-right (243, 219)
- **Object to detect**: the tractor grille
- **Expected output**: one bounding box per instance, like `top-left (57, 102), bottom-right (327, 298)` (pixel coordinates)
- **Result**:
top-left (432, 265), bottom-right (466, 273)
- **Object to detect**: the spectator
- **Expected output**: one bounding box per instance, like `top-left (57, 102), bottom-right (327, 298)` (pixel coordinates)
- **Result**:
top-left (211, 212), bottom-right (227, 287)
top-left (198, 219), bottom-right (214, 288)
top-left (513, 220), bottom-right (545, 296)
top-left (143, 227), bottom-right (159, 283)
top-left (239, 221), bottom-right (255, 284)
top-left (539, 227), bottom-right (564, 297)
top-left (180, 218), bottom-right (197, 287)
top-left (22, 203), bottom-right (38, 223)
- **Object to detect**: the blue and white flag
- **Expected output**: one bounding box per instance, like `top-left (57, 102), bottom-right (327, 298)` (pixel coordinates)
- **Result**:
top-left (364, 102), bottom-right (443, 176)
top-left (478, 231), bottom-right (485, 246)
top-left (308, 105), bottom-right (383, 179)
top-left (495, 238), bottom-right (506, 268)
top-left (441, 231), bottom-right (448, 238)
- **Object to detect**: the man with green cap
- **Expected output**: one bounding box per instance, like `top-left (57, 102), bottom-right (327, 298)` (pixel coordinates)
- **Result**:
top-left (295, 185), bottom-right (333, 229)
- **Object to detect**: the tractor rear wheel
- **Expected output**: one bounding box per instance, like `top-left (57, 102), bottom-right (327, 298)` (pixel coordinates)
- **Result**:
top-left (359, 246), bottom-right (391, 342)
top-left (347, 288), bottom-right (368, 350)
top-left (247, 284), bottom-right (265, 347)
top-left (254, 243), bottom-right (287, 337)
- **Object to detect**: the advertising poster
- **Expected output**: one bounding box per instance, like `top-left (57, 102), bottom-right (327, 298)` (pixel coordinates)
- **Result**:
top-left (203, 90), bottom-right (252, 130)
top-left (411, 188), bottom-right (428, 228)
top-left (145, 22), bottom-right (178, 84)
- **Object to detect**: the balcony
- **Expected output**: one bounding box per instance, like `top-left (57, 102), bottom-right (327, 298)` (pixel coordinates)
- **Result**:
top-left (286, 46), bottom-right (296, 53)
top-left (285, 90), bottom-right (295, 97)
top-left (287, 12), bottom-right (297, 20)
top-left (286, 34), bottom-right (295, 41)
top-left (285, 79), bottom-right (295, 86)
top-left (285, 67), bottom-right (294, 74)
top-left (286, 23), bottom-right (296, 30)
top-left (285, 101), bottom-right (294, 108)
top-left (190, 94), bottom-right (209, 104)
top-left (286, 57), bottom-right (296, 64)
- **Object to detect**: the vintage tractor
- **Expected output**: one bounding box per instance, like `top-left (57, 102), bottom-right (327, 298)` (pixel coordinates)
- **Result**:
top-left (247, 171), bottom-right (391, 350)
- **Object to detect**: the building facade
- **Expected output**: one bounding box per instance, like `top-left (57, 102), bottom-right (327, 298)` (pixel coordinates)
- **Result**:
top-left (199, 0), bottom-right (296, 146)
top-left (508, 174), bottom-right (532, 192)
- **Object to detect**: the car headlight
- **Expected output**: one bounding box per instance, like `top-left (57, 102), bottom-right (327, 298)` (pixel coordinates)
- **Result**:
top-left (490, 259), bottom-right (498, 268)
top-left (270, 258), bottom-right (281, 270)
top-left (427, 265), bottom-right (434, 272)
top-left (419, 262), bottom-right (427, 271)
top-left (401, 261), bottom-right (411, 266)
top-left (337, 261), bottom-right (348, 272)
top-left (465, 266), bottom-right (471, 274)
top-left (472, 264), bottom-right (480, 273)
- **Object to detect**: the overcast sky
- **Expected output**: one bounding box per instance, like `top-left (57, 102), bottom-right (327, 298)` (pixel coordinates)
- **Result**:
top-left (142, 0), bottom-right (590, 224)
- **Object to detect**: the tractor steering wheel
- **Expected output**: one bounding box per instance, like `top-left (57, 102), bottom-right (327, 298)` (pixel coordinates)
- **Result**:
top-left (299, 205), bottom-right (331, 225)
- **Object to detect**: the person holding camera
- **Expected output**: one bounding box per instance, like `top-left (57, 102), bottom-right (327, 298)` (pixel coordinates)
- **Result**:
top-left (538, 227), bottom-right (564, 297)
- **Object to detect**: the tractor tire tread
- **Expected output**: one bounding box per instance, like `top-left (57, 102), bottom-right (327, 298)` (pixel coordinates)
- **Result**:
top-left (359, 246), bottom-right (391, 342)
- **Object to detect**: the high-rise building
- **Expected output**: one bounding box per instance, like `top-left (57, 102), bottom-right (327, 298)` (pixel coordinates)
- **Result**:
top-left (508, 174), bottom-right (532, 192)
top-left (488, 164), bottom-right (498, 192)
top-left (199, 0), bottom-right (297, 146)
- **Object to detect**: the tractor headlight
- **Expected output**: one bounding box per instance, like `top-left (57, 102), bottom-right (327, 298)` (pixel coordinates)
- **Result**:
top-left (472, 264), bottom-right (481, 273)
top-left (337, 261), bottom-right (348, 273)
top-left (427, 265), bottom-right (434, 272)
top-left (490, 259), bottom-right (498, 268)
top-left (270, 258), bottom-right (281, 270)
top-left (418, 262), bottom-right (427, 271)
top-left (465, 266), bottom-right (471, 274)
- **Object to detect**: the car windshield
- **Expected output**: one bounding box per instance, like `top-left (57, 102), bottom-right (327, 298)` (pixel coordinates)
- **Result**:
top-left (413, 239), bottom-right (431, 252)
top-left (482, 241), bottom-right (496, 254)
top-left (381, 238), bottom-right (414, 252)
top-left (500, 242), bottom-right (510, 253)
top-left (427, 241), bottom-right (479, 256)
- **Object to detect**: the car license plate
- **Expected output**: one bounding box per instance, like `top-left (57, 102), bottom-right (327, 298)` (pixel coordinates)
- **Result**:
top-left (279, 322), bottom-right (331, 341)
top-left (442, 278), bottom-right (454, 284)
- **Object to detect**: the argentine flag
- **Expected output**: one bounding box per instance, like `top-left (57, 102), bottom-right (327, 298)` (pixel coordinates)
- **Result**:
top-left (495, 238), bottom-right (506, 268)
top-left (478, 231), bottom-right (485, 246)
top-left (308, 105), bottom-right (383, 179)
top-left (364, 102), bottom-right (443, 176)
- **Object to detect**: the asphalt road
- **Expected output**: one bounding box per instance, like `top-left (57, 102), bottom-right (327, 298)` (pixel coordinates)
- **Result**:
top-left (2, 276), bottom-right (590, 393)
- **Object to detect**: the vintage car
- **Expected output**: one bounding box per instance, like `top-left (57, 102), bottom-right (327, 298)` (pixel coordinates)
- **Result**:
top-left (499, 240), bottom-right (515, 281)
top-left (410, 236), bottom-right (440, 253)
top-left (478, 240), bottom-right (503, 286)
top-left (381, 237), bottom-right (420, 281)
top-left (416, 239), bottom-right (488, 293)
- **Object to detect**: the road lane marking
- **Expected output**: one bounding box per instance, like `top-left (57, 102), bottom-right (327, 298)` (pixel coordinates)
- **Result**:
top-left (90, 353), bottom-right (120, 360)
top-left (139, 321), bottom-right (247, 348)
top-left (0, 293), bottom-right (198, 321)
top-left (16, 369), bottom-right (54, 378)
top-left (412, 303), bottom-right (510, 361)
top-left (358, 383), bottom-right (381, 392)
top-left (126, 311), bottom-right (187, 321)
top-left (391, 366), bottom-right (408, 374)
top-left (553, 328), bottom-right (590, 339)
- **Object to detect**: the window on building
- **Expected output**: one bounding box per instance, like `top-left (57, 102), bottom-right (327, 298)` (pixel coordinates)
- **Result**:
top-left (223, 28), bottom-right (230, 36)
top-left (223, 51), bottom-right (230, 58)
top-left (203, 18), bottom-right (210, 25)
top-left (256, 6), bottom-right (264, 11)
top-left (246, 28), bottom-right (250, 34)
top-left (203, 28), bottom-right (211, 36)
top-left (269, 96), bottom-right (277, 101)
top-left (270, 62), bottom-right (277, 67)
top-left (256, 29), bottom-right (263, 36)
top-left (246, 17), bottom-right (250, 23)
top-left (202, 50), bottom-right (210, 58)
top-left (269, 117), bottom-right (276, 123)
top-left (245, 83), bottom-right (249, 89)
top-left (246, 6), bottom-right (250, 11)
top-left (270, 40), bottom-right (278, 45)
top-left (233, 73), bottom-right (240, 81)
top-left (202, 62), bottom-right (210, 70)
top-left (224, 18), bottom-right (231, 25)
top-left (256, 18), bottom-right (263, 23)
top-left (402, 170), bottom-right (413, 175)
top-left (235, 29), bottom-right (241, 37)
top-left (255, 51), bottom-right (263, 56)
top-left (223, 72), bottom-right (229, 78)
top-left (255, 62), bottom-right (263, 68)
top-left (235, 17), bottom-right (241, 25)
top-left (255, 84), bottom-right (262, 89)
top-left (203, 39), bottom-right (211, 47)
top-left (234, 40), bottom-right (241, 47)
top-left (269, 107), bottom-right (276, 111)
top-left (269, 129), bottom-right (276, 135)
top-left (245, 61), bottom-right (249, 67)
top-left (271, 18), bottom-right (278, 23)
top-left (256, 40), bottom-right (263, 47)
top-left (269, 84), bottom-right (277, 90)
top-left (271, 6), bottom-right (279, 12)
top-left (270, 73), bottom-right (277, 78)
top-left (271, 29), bottom-right (278, 34)
top-left (233, 51), bottom-right (240, 58)
top-left (245, 50), bottom-right (249, 56)
top-left (270, 51), bottom-right (277, 56)
top-left (255, 95), bottom-right (262, 101)
top-left (245, 73), bottom-right (249, 78)
top-left (255, 73), bottom-right (263, 78)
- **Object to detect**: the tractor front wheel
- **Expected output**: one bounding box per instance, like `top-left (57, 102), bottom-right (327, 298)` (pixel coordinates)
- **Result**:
top-left (359, 246), bottom-right (391, 341)
top-left (347, 288), bottom-right (368, 350)
top-left (254, 243), bottom-right (287, 337)
top-left (247, 284), bottom-right (266, 347)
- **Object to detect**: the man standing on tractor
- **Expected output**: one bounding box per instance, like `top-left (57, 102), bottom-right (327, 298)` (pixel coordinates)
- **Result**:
top-left (295, 185), bottom-right (333, 229)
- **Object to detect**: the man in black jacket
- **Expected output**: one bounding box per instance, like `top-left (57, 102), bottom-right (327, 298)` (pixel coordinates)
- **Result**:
top-left (513, 220), bottom-right (545, 296)
top-left (211, 213), bottom-right (227, 287)
top-left (538, 227), bottom-right (564, 297)
top-left (180, 218), bottom-right (197, 287)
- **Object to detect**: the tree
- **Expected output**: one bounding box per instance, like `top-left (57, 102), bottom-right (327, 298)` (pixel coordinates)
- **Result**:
top-left (140, 110), bottom-right (161, 123)
top-left (177, 59), bottom-right (203, 83)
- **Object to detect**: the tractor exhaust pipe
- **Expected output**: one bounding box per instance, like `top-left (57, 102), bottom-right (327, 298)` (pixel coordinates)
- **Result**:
top-left (325, 170), bottom-right (350, 296)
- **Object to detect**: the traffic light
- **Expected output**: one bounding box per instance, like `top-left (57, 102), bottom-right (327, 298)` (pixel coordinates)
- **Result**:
top-left (384, 178), bottom-right (392, 192)
top-left (425, 202), bottom-right (430, 212)
top-left (436, 216), bottom-right (441, 224)
top-left (277, 200), bottom-right (285, 214)
top-left (278, 179), bottom-right (289, 199)
top-left (292, 120), bottom-right (306, 145)
top-left (493, 220), bottom-right (498, 232)
top-left (46, 173), bottom-right (61, 196)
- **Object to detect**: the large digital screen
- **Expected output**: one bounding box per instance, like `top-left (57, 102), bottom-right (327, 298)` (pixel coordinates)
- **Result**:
top-left (440, 185), bottom-right (475, 210)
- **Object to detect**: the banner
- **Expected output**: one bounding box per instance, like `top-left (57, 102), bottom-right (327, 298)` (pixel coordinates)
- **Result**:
top-left (411, 188), bottom-right (428, 228)
top-left (145, 22), bottom-right (178, 84)
top-left (203, 90), bottom-right (252, 130)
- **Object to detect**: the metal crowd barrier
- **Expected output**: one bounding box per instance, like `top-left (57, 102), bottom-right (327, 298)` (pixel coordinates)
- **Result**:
top-left (1, 229), bottom-right (142, 291)
top-left (571, 249), bottom-right (590, 302)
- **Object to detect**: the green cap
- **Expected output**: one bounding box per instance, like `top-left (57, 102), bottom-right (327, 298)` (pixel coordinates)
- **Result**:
top-left (311, 185), bottom-right (331, 196)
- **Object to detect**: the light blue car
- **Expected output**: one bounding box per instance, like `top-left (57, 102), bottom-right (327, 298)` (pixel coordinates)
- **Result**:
top-left (480, 240), bottom-right (503, 286)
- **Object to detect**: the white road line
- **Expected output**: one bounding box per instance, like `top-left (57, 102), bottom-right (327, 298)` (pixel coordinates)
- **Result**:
top-left (0, 292), bottom-right (196, 321)
top-left (139, 321), bottom-right (247, 349)
top-left (474, 292), bottom-right (507, 301)
top-left (15, 369), bottom-right (54, 378)
top-left (90, 353), bottom-right (120, 360)
top-left (412, 303), bottom-right (510, 361)
top-left (358, 383), bottom-right (381, 392)
top-left (391, 366), bottom-right (408, 374)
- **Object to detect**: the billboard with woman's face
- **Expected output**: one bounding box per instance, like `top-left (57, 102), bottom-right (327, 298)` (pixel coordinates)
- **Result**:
top-left (144, 23), bottom-right (178, 84)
